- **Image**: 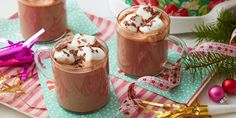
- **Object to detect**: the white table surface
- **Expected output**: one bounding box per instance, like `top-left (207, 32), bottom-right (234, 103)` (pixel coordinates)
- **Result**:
top-left (0, 0), bottom-right (235, 118)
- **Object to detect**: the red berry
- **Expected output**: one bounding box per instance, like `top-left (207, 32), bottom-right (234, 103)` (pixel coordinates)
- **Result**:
top-left (163, 4), bottom-right (179, 15)
top-left (176, 8), bottom-right (189, 16)
top-left (208, 0), bottom-right (225, 10)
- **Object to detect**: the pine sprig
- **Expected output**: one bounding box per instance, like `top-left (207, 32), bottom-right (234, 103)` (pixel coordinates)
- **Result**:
top-left (194, 10), bottom-right (236, 45)
top-left (184, 10), bottom-right (236, 78)
top-left (184, 52), bottom-right (236, 78)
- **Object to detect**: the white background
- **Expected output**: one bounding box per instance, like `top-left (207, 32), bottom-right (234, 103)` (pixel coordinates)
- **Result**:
top-left (0, 0), bottom-right (235, 118)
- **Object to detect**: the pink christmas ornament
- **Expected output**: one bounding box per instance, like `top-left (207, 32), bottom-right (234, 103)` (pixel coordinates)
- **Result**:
top-left (208, 85), bottom-right (226, 103)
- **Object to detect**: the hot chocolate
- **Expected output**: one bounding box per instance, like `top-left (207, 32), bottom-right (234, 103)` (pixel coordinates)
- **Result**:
top-left (18, 0), bottom-right (67, 42)
top-left (116, 5), bottom-right (170, 76)
top-left (52, 34), bottom-right (109, 112)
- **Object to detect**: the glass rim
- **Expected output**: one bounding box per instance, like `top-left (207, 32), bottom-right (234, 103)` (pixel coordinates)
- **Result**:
top-left (17, 0), bottom-right (66, 7)
top-left (50, 35), bottom-right (109, 72)
top-left (116, 5), bottom-right (170, 35)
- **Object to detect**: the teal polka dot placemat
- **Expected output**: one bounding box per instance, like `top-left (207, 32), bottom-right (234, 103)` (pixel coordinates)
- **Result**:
top-left (37, 58), bottom-right (121, 118)
top-left (0, 0), bottom-right (123, 117)
top-left (107, 35), bottom-right (211, 104)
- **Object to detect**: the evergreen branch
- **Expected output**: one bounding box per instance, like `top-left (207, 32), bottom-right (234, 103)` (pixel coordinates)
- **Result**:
top-left (184, 52), bottom-right (236, 78)
top-left (194, 10), bottom-right (236, 45)
top-left (184, 10), bottom-right (236, 78)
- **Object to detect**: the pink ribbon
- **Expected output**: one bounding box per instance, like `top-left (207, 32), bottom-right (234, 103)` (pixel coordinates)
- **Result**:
top-left (189, 28), bottom-right (236, 57)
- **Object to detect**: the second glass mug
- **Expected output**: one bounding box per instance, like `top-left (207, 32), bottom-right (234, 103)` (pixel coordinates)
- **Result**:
top-left (18, 0), bottom-right (67, 42)
top-left (116, 5), bottom-right (188, 77)
top-left (34, 36), bottom-right (110, 113)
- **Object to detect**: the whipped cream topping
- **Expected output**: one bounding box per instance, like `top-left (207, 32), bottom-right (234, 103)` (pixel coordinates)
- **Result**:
top-left (120, 5), bottom-right (164, 33)
top-left (54, 34), bottom-right (106, 67)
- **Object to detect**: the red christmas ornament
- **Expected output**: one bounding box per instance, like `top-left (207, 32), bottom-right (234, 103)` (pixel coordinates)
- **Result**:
top-left (222, 79), bottom-right (236, 94)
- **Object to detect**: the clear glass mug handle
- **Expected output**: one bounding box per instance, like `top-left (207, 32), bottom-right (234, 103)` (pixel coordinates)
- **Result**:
top-left (34, 46), bottom-right (53, 80)
top-left (165, 35), bottom-right (188, 68)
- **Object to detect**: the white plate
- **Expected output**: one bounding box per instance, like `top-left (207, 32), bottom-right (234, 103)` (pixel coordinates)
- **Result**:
top-left (77, 0), bottom-right (236, 34)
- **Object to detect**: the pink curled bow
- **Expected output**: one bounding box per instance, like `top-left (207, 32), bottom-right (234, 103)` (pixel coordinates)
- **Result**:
top-left (0, 29), bottom-right (45, 80)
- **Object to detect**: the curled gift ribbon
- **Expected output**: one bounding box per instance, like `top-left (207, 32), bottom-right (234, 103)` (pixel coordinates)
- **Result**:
top-left (116, 83), bottom-right (236, 118)
top-left (0, 29), bottom-right (47, 110)
top-left (115, 29), bottom-right (236, 117)
top-left (189, 28), bottom-right (236, 57)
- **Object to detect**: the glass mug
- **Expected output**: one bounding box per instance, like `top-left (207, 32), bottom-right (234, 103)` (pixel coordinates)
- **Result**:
top-left (34, 37), bottom-right (110, 112)
top-left (18, 0), bottom-right (67, 42)
top-left (116, 6), bottom-right (188, 77)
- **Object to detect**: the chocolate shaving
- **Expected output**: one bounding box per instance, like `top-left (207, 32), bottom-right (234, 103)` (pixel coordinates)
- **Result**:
top-left (86, 43), bottom-right (91, 47)
top-left (83, 53), bottom-right (86, 56)
top-left (78, 46), bottom-right (84, 48)
top-left (72, 55), bottom-right (86, 67)
top-left (130, 15), bottom-right (137, 21)
top-left (124, 21), bottom-right (130, 26)
top-left (88, 45), bottom-right (95, 53)
top-left (56, 43), bottom-right (67, 51)
top-left (130, 22), bottom-right (137, 27)
top-left (123, 19), bottom-right (137, 29)
top-left (75, 64), bottom-right (83, 68)
top-left (81, 39), bottom-right (87, 43)
top-left (95, 50), bottom-right (98, 53)
top-left (62, 50), bottom-right (70, 57)
top-left (76, 55), bottom-right (85, 63)
top-left (69, 50), bottom-right (78, 57)
top-left (78, 46), bottom-right (84, 51)
top-left (77, 40), bottom-right (81, 44)
top-left (143, 6), bottom-right (157, 16)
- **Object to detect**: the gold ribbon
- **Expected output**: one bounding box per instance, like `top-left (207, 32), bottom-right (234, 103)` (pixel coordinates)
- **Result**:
top-left (128, 83), bottom-right (210, 118)
top-left (0, 76), bottom-right (25, 94)
top-left (0, 74), bottom-right (47, 110)
top-left (137, 100), bottom-right (209, 118)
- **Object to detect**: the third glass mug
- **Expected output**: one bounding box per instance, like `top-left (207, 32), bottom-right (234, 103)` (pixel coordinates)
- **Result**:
top-left (18, 0), bottom-right (67, 42)
top-left (116, 5), bottom-right (188, 77)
